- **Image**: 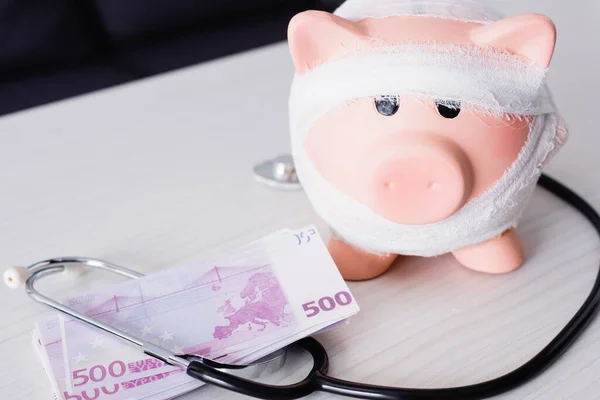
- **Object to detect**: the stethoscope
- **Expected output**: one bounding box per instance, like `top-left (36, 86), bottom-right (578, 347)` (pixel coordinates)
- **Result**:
top-left (4, 172), bottom-right (600, 400)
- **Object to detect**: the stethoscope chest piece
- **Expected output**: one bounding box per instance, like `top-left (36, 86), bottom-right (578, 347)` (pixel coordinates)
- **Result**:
top-left (253, 155), bottom-right (302, 190)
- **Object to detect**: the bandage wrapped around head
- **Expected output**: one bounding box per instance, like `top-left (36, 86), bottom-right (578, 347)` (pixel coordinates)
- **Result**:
top-left (288, 0), bottom-right (568, 257)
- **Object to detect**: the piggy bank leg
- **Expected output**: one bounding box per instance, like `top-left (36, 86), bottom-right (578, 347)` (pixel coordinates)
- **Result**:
top-left (328, 237), bottom-right (397, 281)
top-left (452, 228), bottom-right (524, 274)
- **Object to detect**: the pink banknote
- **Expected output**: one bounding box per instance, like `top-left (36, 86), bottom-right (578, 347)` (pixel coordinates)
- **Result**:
top-left (60, 226), bottom-right (359, 392)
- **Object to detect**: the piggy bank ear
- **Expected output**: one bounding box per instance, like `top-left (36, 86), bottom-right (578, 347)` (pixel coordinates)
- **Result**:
top-left (288, 10), bottom-right (366, 74)
top-left (471, 14), bottom-right (556, 68)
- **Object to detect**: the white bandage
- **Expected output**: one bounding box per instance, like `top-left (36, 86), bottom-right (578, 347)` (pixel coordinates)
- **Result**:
top-left (288, 0), bottom-right (568, 256)
top-left (289, 44), bottom-right (555, 137)
top-left (334, 0), bottom-right (503, 24)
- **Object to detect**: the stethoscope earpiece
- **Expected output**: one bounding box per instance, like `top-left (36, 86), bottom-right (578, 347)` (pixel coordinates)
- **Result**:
top-left (3, 266), bottom-right (30, 289)
top-left (3, 264), bottom-right (87, 290)
top-left (61, 264), bottom-right (86, 279)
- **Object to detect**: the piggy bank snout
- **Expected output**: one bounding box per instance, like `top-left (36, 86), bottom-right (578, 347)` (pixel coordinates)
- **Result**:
top-left (370, 139), bottom-right (473, 225)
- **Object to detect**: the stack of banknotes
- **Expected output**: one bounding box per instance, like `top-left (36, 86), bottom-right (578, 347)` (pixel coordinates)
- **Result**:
top-left (32, 226), bottom-right (359, 400)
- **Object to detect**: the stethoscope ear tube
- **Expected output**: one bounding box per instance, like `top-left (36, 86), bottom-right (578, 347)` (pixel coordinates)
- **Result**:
top-left (185, 337), bottom-right (329, 400)
top-left (13, 174), bottom-right (600, 400)
top-left (181, 174), bottom-right (600, 399)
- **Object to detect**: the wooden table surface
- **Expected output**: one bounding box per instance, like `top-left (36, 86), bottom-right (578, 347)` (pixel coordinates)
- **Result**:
top-left (1, 0), bottom-right (600, 399)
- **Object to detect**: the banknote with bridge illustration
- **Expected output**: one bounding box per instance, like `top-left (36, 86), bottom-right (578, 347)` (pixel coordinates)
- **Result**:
top-left (59, 227), bottom-right (359, 392)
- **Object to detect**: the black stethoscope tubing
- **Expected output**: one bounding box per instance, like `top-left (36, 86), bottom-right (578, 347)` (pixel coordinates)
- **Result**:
top-left (184, 173), bottom-right (600, 399)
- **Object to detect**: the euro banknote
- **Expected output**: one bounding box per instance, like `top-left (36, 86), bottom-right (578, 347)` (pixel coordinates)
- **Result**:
top-left (56, 226), bottom-right (359, 392)
top-left (33, 315), bottom-right (202, 400)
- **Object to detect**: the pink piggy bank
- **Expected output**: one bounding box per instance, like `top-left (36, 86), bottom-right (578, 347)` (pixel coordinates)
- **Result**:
top-left (287, 0), bottom-right (568, 280)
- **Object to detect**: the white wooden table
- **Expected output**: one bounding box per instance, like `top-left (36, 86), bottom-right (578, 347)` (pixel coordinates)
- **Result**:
top-left (1, 0), bottom-right (599, 399)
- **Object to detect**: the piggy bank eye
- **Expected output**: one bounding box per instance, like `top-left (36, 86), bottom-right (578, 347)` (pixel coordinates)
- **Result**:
top-left (436, 100), bottom-right (461, 119)
top-left (374, 95), bottom-right (400, 116)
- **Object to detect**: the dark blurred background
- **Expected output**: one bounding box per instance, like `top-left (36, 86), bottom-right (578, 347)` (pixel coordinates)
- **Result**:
top-left (0, 0), bottom-right (344, 117)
